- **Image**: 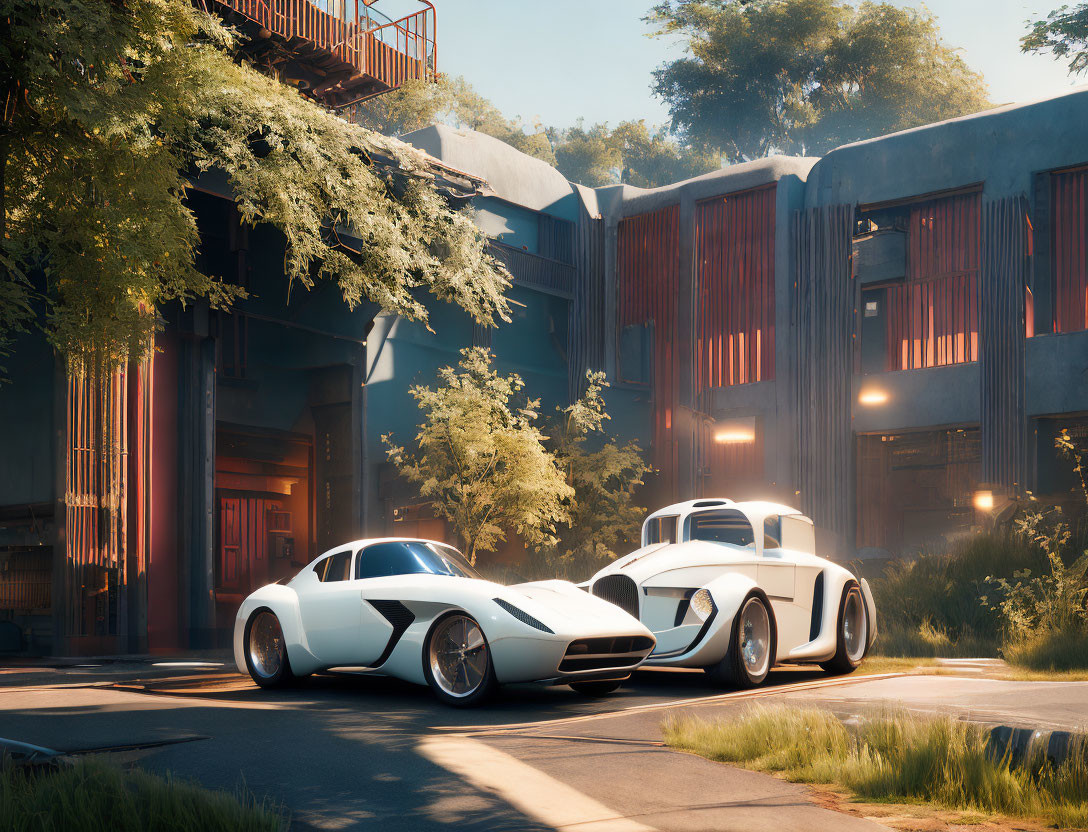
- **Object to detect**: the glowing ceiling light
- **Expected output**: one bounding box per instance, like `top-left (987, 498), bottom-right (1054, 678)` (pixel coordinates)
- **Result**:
top-left (858, 389), bottom-right (889, 406)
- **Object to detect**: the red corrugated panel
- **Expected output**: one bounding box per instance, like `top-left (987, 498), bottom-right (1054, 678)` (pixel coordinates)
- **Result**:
top-left (887, 193), bottom-right (981, 370)
top-left (1052, 168), bottom-right (1088, 333)
top-left (617, 205), bottom-right (680, 498)
top-left (694, 185), bottom-right (776, 390)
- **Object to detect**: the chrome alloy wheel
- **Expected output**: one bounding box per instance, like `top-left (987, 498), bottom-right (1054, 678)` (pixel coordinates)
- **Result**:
top-left (248, 611), bottom-right (286, 679)
top-left (429, 614), bottom-right (489, 698)
top-left (738, 597), bottom-right (771, 678)
top-left (843, 587), bottom-right (868, 662)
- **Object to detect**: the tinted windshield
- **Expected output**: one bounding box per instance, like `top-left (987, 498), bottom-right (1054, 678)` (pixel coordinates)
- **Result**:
top-left (685, 509), bottom-right (755, 547)
top-left (356, 540), bottom-right (480, 580)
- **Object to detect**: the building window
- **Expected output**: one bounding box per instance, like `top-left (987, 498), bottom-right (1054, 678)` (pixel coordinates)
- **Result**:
top-left (694, 185), bottom-right (776, 388)
top-left (1050, 167), bottom-right (1088, 333)
top-left (886, 193), bottom-right (980, 370)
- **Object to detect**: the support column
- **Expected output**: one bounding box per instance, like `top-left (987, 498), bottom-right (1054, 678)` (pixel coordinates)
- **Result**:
top-left (177, 304), bottom-right (216, 650)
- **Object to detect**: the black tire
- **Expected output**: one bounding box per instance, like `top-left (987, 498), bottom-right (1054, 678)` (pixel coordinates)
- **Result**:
top-left (243, 609), bottom-right (297, 689)
top-left (569, 678), bottom-right (625, 697)
top-left (422, 612), bottom-right (498, 708)
top-left (705, 591), bottom-right (776, 689)
top-left (821, 583), bottom-right (869, 675)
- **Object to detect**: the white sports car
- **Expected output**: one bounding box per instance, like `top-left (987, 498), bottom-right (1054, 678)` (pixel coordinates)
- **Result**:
top-left (586, 499), bottom-right (878, 688)
top-left (234, 537), bottom-right (655, 706)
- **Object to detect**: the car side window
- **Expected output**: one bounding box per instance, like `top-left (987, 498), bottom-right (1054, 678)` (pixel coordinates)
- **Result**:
top-left (317, 550), bottom-right (352, 582)
top-left (645, 515), bottom-right (679, 546)
top-left (685, 509), bottom-right (755, 547)
top-left (763, 516), bottom-right (781, 549)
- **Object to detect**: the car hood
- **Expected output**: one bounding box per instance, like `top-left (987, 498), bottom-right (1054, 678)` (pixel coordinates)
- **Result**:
top-left (591, 540), bottom-right (752, 586)
top-left (503, 580), bottom-right (650, 633)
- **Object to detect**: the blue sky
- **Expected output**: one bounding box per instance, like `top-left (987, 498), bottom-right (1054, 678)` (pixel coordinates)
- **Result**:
top-left (421, 0), bottom-right (1081, 131)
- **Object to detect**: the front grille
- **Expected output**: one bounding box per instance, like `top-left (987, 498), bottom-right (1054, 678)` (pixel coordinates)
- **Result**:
top-left (591, 574), bottom-right (640, 619)
top-left (559, 634), bottom-right (655, 673)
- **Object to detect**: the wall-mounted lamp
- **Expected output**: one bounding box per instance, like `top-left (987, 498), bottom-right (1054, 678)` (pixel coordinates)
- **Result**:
top-left (858, 388), bottom-right (889, 406)
top-left (713, 416), bottom-right (757, 444)
top-left (973, 489), bottom-right (995, 512)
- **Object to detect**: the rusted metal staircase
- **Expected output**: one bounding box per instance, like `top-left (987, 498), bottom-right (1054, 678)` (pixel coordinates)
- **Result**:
top-left (203, 1), bottom-right (437, 107)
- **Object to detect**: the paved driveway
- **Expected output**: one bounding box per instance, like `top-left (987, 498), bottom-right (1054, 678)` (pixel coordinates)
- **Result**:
top-left (1, 664), bottom-right (1085, 830)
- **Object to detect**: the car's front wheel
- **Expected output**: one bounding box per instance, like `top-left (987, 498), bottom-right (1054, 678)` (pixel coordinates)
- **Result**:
top-left (706, 592), bottom-right (775, 689)
top-left (569, 678), bottom-right (625, 697)
top-left (821, 583), bottom-right (868, 675)
top-left (244, 609), bottom-right (296, 688)
top-left (424, 612), bottom-right (497, 708)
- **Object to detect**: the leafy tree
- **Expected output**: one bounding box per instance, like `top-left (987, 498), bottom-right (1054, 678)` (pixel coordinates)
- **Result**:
top-left (351, 75), bottom-right (556, 164)
top-left (540, 371), bottom-right (651, 576)
top-left (551, 119), bottom-right (718, 188)
top-left (648, 0), bottom-right (991, 161)
top-left (1022, 4), bottom-right (1088, 74)
top-left (1, 1), bottom-right (510, 371)
top-left (384, 348), bottom-right (573, 565)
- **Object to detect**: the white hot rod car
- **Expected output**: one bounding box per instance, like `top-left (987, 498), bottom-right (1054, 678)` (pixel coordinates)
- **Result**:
top-left (586, 499), bottom-right (877, 688)
top-left (235, 537), bottom-right (655, 706)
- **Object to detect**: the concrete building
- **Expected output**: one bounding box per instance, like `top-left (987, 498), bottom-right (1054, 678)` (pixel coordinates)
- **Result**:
top-left (3, 15), bottom-right (1088, 654)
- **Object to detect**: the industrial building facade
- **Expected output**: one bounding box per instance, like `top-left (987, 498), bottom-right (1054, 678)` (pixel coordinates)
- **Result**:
top-left (3, 59), bottom-right (1088, 654)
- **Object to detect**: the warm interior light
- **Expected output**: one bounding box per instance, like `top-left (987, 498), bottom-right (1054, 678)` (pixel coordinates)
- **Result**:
top-left (974, 490), bottom-right (994, 512)
top-left (858, 389), bottom-right (888, 406)
top-left (715, 430), bottom-right (756, 444)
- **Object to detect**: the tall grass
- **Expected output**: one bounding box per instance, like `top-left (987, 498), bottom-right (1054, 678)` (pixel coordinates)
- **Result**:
top-left (664, 705), bottom-right (1088, 828)
top-left (868, 531), bottom-right (1048, 658)
top-left (0, 759), bottom-right (285, 832)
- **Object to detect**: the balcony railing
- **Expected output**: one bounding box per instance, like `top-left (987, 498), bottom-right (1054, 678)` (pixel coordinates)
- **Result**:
top-left (207, 1), bottom-right (437, 106)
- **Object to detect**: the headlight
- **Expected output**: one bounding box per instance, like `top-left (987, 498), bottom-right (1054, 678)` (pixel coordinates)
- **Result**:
top-left (690, 588), bottom-right (715, 621)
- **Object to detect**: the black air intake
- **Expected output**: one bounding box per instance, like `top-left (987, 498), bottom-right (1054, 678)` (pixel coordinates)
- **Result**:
top-left (591, 574), bottom-right (640, 619)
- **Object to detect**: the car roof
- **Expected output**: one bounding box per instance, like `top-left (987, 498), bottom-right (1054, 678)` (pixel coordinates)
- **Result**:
top-left (309, 537), bottom-right (462, 565)
top-left (645, 499), bottom-right (803, 522)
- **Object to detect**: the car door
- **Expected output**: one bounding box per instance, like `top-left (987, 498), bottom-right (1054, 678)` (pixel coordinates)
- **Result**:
top-left (758, 515), bottom-right (797, 602)
top-left (296, 548), bottom-right (371, 666)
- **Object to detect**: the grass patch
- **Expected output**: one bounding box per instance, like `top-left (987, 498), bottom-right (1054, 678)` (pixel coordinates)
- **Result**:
top-left (664, 705), bottom-right (1088, 829)
top-left (855, 656), bottom-right (939, 676)
top-left (0, 758), bottom-right (284, 832)
top-left (1003, 628), bottom-right (1088, 673)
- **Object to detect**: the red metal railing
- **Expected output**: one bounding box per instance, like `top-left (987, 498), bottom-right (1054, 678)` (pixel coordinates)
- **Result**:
top-left (209, 1), bottom-right (437, 100)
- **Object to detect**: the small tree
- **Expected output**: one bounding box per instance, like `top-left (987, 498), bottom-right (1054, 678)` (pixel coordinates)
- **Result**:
top-left (542, 371), bottom-right (651, 577)
top-left (384, 348), bottom-right (573, 565)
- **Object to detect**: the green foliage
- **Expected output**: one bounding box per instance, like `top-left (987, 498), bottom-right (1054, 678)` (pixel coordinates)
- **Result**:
top-left (353, 77), bottom-right (715, 188)
top-left (0, 758), bottom-right (283, 832)
top-left (1022, 3), bottom-right (1088, 74)
top-left (665, 705), bottom-right (1088, 828)
top-left (1, 1), bottom-right (509, 371)
top-left (383, 348), bottom-right (573, 565)
top-left (351, 75), bottom-right (556, 164)
top-left (534, 371), bottom-right (651, 579)
top-left (647, 0), bottom-right (991, 161)
top-left (983, 431), bottom-right (1088, 668)
top-left (552, 119), bottom-right (719, 187)
top-left (869, 531), bottom-right (1044, 657)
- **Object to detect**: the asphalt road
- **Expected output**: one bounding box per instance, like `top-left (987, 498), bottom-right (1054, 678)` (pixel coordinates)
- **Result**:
top-left (2, 661), bottom-right (1086, 831)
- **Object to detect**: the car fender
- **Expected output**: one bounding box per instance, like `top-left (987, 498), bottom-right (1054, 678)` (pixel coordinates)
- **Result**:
top-left (787, 562), bottom-right (864, 662)
top-left (233, 584), bottom-right (324, 677)
top-left (651, 571), bottom-right (764, 668)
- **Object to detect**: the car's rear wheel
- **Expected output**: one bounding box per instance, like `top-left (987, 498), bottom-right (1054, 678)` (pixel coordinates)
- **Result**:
top-left (424, 612), bottom-right (497, 708)
top-left (244, 609), bottom-right (296, 688)
top-left (821, 583), bottom-right (868, 675)
top-left (706, 592), bottom-right (775, 689)
top-left (569, 678), bottom-right (625, 697)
